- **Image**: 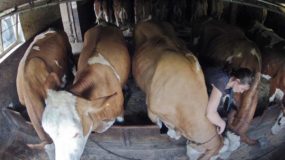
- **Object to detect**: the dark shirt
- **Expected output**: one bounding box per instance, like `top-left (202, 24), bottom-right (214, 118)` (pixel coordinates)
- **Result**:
top-left (204, 67), bottom-right (231, 96)
top-left (204, 67), bottom-right (232, 116)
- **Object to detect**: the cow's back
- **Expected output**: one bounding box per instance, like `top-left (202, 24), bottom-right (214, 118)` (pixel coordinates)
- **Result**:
top-left (133, 22), bottom-right (220, 152)
top-left (16, 30), bottom-right (73, 144)
top-left (28, 32), bottom-right (71, 74)
top-left (17, 31), bottom-right (72, 104)
top-left (78, 24), bottom-right (130, 86)
top-left (149, 51), bottom-right (212, 130)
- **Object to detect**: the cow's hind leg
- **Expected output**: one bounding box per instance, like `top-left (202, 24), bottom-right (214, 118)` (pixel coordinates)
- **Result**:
top-left (148, 110), bottom-right (163, 128)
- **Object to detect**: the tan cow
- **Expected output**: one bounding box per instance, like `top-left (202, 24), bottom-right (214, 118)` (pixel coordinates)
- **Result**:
top-left (16, 30), bottom-right (74, 149)
top-left (133, 21), bottom-right (240, 160)
top-left (194, 20), bottom-right (262, 145)
top-left (42, 23), bottom-right (130, 160)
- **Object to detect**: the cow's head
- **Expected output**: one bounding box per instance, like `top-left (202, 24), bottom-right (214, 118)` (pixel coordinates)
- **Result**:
top-left (271, 110), bottom-right (285, 134)
top-left (42, 89), bottom-right (91, 160)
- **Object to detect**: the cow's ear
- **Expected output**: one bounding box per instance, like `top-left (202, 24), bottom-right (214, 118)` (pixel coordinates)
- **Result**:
top-left (44, 72), bottom-right (61, 92)
top-left (77, 92), bottom-right (118, 136)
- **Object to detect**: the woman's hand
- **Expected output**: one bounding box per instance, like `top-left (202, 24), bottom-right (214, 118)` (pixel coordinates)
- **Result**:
top-left (217, 119), bottom-right (226, 134)
top-left (206, 85), bottom-right (226, 134)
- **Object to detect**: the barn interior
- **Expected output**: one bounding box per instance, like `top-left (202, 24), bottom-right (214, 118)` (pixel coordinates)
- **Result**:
top-left (0, 0), bottom-right (285, 159)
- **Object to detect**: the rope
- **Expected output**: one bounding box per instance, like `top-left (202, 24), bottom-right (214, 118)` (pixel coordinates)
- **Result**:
top-left (187, 133), bottom-right (219, 146)
top-left (91, 139), bottom-right (141, 160)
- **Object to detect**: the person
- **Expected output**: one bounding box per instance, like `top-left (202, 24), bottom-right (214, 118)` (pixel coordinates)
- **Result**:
top-left (204, 66), bottom-right (254, 134)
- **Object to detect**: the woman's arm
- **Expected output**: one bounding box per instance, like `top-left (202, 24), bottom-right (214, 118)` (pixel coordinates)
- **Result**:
top-left (206, 85), bottom-right (226, 134)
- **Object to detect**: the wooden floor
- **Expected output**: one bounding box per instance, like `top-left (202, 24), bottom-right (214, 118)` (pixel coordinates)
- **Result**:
top-left (0, 104), bottom-right (284, 160)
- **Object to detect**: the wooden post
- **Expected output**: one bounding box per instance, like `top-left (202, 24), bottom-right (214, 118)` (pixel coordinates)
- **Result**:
top-left (60, 2), bottom-right (83, 54)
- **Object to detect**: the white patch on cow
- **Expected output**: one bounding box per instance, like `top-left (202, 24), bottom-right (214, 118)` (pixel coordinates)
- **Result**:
top-left (45, 143), bottom-right (55, 160)
top-left (167, 128), bottom-right (181, 140)
top-left (142, 15), bottom-right (152, 22)
top-left (186, 143), bottom-right (203, 160)
top-left (103, 12), bottom-right (109, 22)
top-left (88, 53), bottom-right (120, 81)
top-left (42, 90), bottom-right (91, 160)
top-left (34, 30), bottom-right (56, 42)
top-left (95, 10), bottom-right (103, 23)
top-left (236, 52), bottom-right (242, 58)
top-left (226, 56), bottom-right (233, 63)
top-left (60, 75), bottom-right (66, 88)
top-left (119, 8), bottom-right (128, 21)
top-left (193, 37), bottom-right (200, 46)
top-left (32, 46), bottom-right (40, 51)
top-left (269, 88), bottom-right (284, 102)
top-left (8, 102), bottom-right (14, 108)
top-left (185, 53), bottom-right (201, 71)
top-left (248, 21), bottom-right (272, 34)
top-left (250, 49), bottom-right (257, 56)
top-left (72, 66), bottom-right (77, 77)
top-left (226, 53), bottom-right (242, 62)
top-left (116, 116), bottom-right (124, 123)
top-left (156, 118), bottom-right (162, 129)
top-left (250, 48), bottom-right (262, 65)
top-left (210, 131), bottom-right (240, 160)
top-left (123, 28), bottom-right (132, 37)
top-left (271, 111), bottom-right (285, 134)
top-left (54, 60), bottom-right (63, 69)
top-left (21, 30), bottom-right (56, 61)
top-left (261, 74), bottom-right (272, 80)
top-left (95, 120), bottom-right (115, 133)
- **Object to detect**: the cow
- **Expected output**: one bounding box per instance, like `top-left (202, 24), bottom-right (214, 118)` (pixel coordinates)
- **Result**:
top-left (193, 20), bottom-right (262, 145)
top-left (93, 0), bottom-right (111, 23)
top-left (42, 23), bottom-right (130, 160)
top-left (245, 21), bottom-right (285, 134)
top-left (16, 30), bottom-right (74, 150)
top-left (133, 21), bottom-right (240, 160)
top-left (261, 48), bottom-right (285, 134)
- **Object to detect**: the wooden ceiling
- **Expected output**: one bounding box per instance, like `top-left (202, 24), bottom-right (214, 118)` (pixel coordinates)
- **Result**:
top-left (0, 0), bottom-right (86, 18)
top-left (0, 0), bottom-right (30, 13)
top-left (0, 0), bottom-right (284, 17)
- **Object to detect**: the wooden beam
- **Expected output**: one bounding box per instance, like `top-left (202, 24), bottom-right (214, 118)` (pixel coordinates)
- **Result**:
top-left (0, 0), bottom-right (87, 19)
top-left (0, 0), bottom-right (31, 13)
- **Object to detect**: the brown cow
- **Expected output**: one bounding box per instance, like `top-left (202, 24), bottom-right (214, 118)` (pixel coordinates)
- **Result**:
top-left (261, 48), bottom-right (285, 134)
top-left (16, 30), bottom-right (74, 149)
top-left (133, 21), bottom-right (240, 160)
top-left (246, 21), bottom-right (285, 134)
top-left (42, 23), bottom-right (130, 160)
top-left (194, 20), bottom-right (262, 145)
